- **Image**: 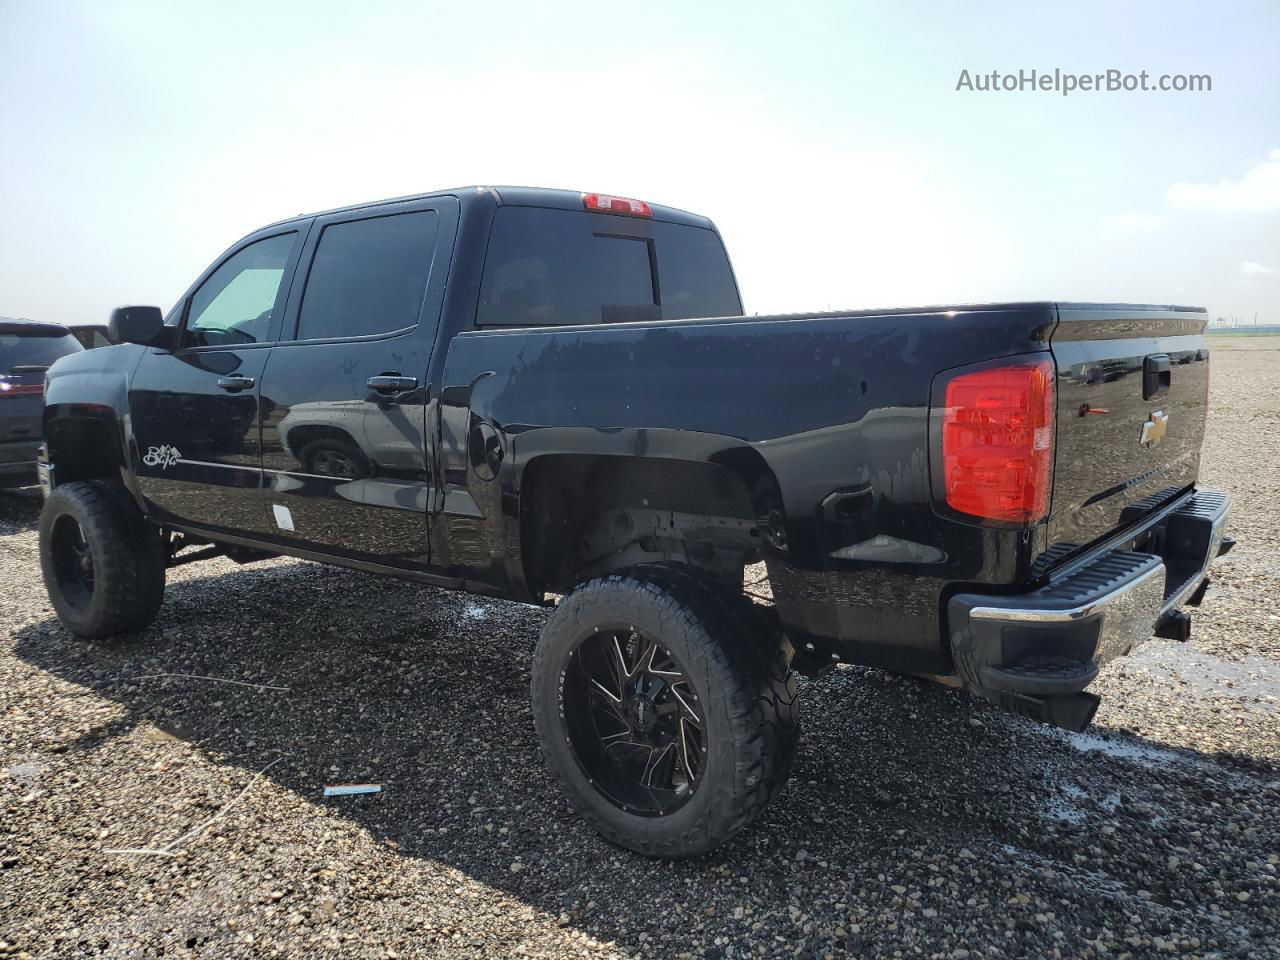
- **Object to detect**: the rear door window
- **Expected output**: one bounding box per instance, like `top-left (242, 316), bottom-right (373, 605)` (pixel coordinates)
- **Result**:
top-left (294, 211), bottom-right (439, 341)
top-left (476, 206), bottom-right (741, 327)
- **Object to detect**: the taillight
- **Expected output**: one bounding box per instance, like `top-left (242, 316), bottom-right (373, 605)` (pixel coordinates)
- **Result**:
top-left (941, 359), bottom-right (1055, 523)
top-left (582, 192), bottom-right (652, 217)
top-left (0, 378), bottom-right (42, 398)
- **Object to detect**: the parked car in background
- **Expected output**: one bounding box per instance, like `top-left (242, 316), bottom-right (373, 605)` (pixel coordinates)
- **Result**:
top-left (1, 318), bottom-right (83, 487)
top-left (68, 324), bottom-right (115, 350)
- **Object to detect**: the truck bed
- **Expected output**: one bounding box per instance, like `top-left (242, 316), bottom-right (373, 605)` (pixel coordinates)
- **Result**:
top-left (440, 299), bottom-right (1209, 674)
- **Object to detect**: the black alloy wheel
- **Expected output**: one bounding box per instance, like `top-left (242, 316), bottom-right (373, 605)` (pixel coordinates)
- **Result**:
top-left (563, 626), bottom-right (706, 815)
top-left (49, 513), bottom-right (95, 610)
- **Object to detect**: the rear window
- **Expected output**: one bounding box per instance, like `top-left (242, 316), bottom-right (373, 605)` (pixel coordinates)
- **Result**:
top-left (0, 329), bottom-right (82, 370)
top-left (476, 206), bottom-right (740, 327)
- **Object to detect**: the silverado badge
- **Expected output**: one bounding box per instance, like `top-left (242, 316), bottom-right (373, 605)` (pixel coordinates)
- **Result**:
top-left (1140, 410), bottom-right (1169, 447)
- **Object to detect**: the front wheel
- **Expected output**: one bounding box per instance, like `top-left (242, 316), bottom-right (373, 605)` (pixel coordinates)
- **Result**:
top-left (531, 566), bottom-right (799, 857)
top-left (39, 480), bottom-right (166, 639)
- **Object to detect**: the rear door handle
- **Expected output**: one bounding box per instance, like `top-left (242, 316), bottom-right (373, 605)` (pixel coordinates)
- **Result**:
top-left (366, 375), bottom-right (418, 393)
top-left (216, 376), bottom-right (255, 392)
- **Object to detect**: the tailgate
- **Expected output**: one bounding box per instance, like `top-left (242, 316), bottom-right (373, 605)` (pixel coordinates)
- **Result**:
top-left (1047, 304), bottom-right (1209, 552)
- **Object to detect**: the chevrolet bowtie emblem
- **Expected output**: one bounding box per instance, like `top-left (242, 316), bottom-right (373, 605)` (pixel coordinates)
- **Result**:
top-left (1140, 410), bottom-right (1169, 447)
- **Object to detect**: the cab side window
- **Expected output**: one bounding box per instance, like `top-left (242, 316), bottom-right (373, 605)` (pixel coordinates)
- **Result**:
top-left (294, 211), bottom-right (439, 341)
top-left (183, 233), bottom-right (297, 348)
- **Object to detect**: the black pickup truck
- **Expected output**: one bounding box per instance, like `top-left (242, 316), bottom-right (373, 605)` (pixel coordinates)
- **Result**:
top-left (37, 186), bottom-right (1231, 856)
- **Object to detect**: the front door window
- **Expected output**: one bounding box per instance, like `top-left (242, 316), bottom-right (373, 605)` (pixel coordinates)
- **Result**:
top-left (184, 233), bottom-right (296, 348)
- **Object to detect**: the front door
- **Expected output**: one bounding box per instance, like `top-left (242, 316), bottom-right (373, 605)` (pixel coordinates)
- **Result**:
top-left (128, 228), bottom-right (304, 534)
top-left (257, 198), bottom-right (457, 566)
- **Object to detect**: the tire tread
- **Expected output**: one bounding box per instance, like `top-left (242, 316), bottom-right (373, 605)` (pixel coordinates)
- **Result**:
top-left (39, 480), bottom-right (166, 638)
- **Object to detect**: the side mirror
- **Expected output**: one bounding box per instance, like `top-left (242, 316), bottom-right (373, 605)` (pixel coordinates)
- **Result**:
top-left (108, 306), bottom-right (169, 348)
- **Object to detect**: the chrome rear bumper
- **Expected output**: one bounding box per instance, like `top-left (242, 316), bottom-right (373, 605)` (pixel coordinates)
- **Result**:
top-left (948, 488), bottom-right (1231, 701)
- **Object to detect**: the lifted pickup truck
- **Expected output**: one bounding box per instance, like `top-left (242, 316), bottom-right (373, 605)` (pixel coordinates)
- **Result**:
top-left (38, 186), bottom-right (1231, 856)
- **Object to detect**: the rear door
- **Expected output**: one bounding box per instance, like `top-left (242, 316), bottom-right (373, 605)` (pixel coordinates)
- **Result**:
top-left (128, 228), bottom-right (305, 534)
top-left (1047, 304), bottom-right (1210, 552)
top-left (256, 197), bottom-right (457, 567)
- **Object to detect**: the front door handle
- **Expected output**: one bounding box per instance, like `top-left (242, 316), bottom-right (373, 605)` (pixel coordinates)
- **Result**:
top-left (216, 376), bottom-right (255, 392)
top-left (366, 375), bottom-right (418, 393)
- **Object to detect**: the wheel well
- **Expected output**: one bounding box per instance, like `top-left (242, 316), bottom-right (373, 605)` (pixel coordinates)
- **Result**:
top-left (44, 416), bottom-right (124, 483)
top-left (520, 454), bottom-right (772, 594)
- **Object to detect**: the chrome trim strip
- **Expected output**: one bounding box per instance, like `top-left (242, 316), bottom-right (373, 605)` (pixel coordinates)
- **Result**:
top-left (1164, 575), bottom-right (1205, 616)
top-left (175, 458), bottom-right (259, 472)
top-left (264, 467), bottom-right (352, 481)
top-left (972, 491), bottom-right (1233, 634)
top-left (173, 460), bottom-right (359, 483)
top-left (969, 562), bottom-right (1166, 623)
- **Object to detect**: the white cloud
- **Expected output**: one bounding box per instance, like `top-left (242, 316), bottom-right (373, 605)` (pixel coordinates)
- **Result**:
top-left (1103, 212), bottom-right (1169, 232)
top-left (1241, 261), bottom-right (1274, 275)
top-left (1167, 150), bottom-right (1280, 212)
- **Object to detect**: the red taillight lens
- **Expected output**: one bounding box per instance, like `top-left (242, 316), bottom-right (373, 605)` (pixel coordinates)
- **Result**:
top-left (0, 379), bottom-right (43, 398)
top-left (582, 192), bottom-right (652, 217)
top-left (942, 359), bottom-right (1055, 523)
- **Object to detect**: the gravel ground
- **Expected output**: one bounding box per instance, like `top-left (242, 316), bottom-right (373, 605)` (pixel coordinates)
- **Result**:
top-left (2, 337), bottom-right (1278, 960)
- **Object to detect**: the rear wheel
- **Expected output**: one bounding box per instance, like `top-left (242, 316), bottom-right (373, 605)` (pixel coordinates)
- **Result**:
top-left (39, 480), bottom-right (166, 638)
top-left (531, 566), bottom-right (799, 857)
top-left (561, 622), bottom-right (708, 816)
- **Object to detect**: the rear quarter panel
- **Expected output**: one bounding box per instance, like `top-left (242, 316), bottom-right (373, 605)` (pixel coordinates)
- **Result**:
top-left (436, 304), bottom-right (1058, 670)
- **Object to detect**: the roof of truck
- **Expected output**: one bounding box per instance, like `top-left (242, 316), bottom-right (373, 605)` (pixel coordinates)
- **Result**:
top-left (266, 185), bottom-right (714, 230)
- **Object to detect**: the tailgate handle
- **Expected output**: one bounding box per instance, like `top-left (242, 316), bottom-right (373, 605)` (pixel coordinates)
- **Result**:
top-left (1143, 354), bottom-right (1171, 401)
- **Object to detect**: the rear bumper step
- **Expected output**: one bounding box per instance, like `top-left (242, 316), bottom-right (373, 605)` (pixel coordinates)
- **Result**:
top-left (948, 488), bottom-right (1230, 726)
top-left (980, 654), bottom-right (1099, 697)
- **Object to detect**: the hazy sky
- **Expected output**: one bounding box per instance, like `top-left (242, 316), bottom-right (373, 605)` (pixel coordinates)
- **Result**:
top-left (1, 0), bottom-right (1276, 326)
